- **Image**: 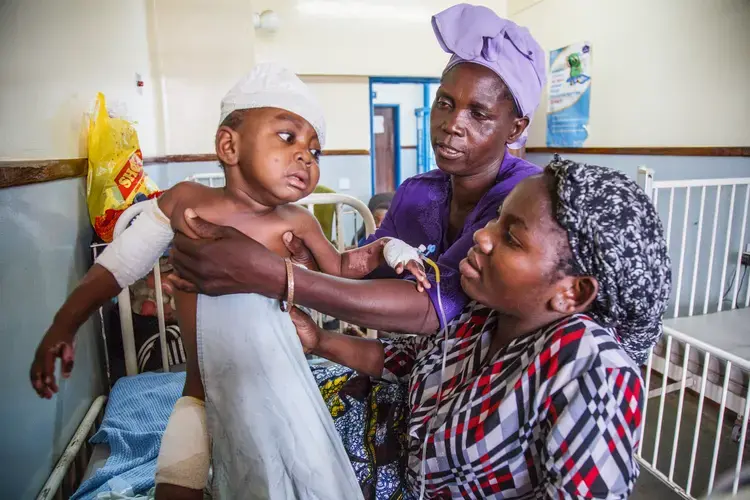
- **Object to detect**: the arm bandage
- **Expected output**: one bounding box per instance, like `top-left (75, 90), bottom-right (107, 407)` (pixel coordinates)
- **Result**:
top-left (96, 199), bottom-right (174, 288)
top-left (155, 396), bottom-right (210, 490)
top-left (383, 238), bottom-right (423, 270)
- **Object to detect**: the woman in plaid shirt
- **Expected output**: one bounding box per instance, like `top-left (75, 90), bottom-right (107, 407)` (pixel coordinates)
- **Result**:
top-left (292, 158), bottom-right (671, 499)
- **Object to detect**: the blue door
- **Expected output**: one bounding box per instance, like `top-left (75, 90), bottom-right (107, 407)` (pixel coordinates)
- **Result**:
top-left (415, 107), bottom-right (437, 174)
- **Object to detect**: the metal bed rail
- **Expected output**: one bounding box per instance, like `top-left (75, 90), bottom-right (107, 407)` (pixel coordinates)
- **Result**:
top-left (637, 330), bottom-right (750, 498)
top-left (36, 396), bottom-right (108, 500)
top-left (635, 168), bottom-right (750, 498)
top-left (637, 168), bottom-right (750, 318)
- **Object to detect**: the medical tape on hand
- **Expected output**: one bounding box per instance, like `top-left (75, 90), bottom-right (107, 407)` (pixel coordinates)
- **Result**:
top-left (383, 238), bottom-right (424, 271)
top-left (96, 199), bottom-right (174, 288)
top-left (155, 396), bottom-right (210, 490)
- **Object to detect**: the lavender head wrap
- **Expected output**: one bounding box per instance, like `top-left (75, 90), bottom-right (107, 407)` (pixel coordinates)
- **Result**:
top-left (547, 156), bottom-right (672, 365)
top-left (432, 4), bottom-right (546, 148)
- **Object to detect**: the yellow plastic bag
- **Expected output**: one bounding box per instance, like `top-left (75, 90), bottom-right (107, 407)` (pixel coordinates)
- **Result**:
top-left (87, 93), bottom-right (159, 242)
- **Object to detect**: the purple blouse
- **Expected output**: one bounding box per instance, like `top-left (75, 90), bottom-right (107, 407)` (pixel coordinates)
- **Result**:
top-left (365, 152), bottom-right (541, 327)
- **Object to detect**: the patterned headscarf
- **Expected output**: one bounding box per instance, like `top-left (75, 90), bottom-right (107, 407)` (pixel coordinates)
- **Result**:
top-left (546, 155), bottom-right (672, 365)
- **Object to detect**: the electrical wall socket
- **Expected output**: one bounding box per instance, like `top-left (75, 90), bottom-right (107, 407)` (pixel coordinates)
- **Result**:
top-left (742, 252), bottom-right (750, 267)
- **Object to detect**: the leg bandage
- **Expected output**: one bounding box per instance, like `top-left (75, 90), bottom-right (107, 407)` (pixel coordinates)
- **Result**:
top-left (96, 198), bottom-right (174, 288)
top-left (155, 396), bottom-right (210, 490)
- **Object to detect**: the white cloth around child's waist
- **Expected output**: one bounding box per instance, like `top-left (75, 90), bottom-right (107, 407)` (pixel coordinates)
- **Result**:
top-left (197, 292), bottom-right (363, 500)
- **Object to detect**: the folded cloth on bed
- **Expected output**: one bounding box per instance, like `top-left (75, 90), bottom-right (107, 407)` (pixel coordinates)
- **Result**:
top-left (72, 372), bottom-right (186, 500)
top-left (198, 293), bottom-right (363, 500)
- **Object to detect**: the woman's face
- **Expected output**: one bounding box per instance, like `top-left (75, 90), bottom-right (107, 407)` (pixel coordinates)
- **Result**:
top-left (430, 63), bottom-right (528, 177)
top-left (459, 175), bottom-right (570, 317)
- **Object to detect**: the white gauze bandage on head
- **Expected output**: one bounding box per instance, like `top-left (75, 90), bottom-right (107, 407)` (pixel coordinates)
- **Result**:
top-left (383, 238), bottom-right (423, 271)
top-left (95, 199), bottom-right (174, 288)
top-left (155, 396), bottom-right (210, 490)
top-left (220, 62), bottom-right (327, 147)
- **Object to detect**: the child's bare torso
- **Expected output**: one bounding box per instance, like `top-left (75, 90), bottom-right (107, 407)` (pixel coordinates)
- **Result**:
top-left (165, 183), bottom-right (309, 400)
top-left (171, 184), bottom-right (303, 257)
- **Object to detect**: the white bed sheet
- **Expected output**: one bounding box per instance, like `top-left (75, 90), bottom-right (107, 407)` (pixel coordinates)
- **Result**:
top-left (82, 443), bottom-right (111, 482)
top-left (663, 307), bottom-right (750, 359)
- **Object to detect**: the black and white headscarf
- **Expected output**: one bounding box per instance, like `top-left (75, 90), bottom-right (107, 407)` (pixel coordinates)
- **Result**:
top-left (547, 155), bottom-right (672, 365)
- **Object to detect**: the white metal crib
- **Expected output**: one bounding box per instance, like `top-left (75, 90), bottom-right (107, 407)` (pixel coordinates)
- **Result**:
top-left (636, 167), bottom-right (750, 498)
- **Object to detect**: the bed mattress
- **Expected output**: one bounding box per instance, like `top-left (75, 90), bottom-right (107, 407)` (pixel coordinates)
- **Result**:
top-left (663, 307), bottom-right (750, 359)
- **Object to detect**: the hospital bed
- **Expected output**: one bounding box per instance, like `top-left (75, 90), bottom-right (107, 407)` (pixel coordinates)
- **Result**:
top-left (635, 168), bottom-right (750, 498)
top-left (37, 179), bottom-right (376, 499)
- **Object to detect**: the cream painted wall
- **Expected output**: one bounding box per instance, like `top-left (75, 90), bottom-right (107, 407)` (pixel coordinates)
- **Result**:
top-left (252, 0), bottom-right (507, 77)
top-left (301, 76), bottom-right (371, 150)
top-left (148, 0), bottom-right (256, 155)
top-left (254, 0), bottom-right (507, 152)
top-left (0, 0), bottom-right (159, 160)
top-left (507, 0), bottom-right (544, 16)
top-left (0, 0), bottom-right (512, 160)
top-left (254, 0), bottom-right (506, 152)
top-left (0, 0), bottom-right (256, 159)
top-left (512, 0), bottom-right (750, 148)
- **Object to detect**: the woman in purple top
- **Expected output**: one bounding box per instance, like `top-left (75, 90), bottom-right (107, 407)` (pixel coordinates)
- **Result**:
top-left (169, 8), bottom-right (546, 336)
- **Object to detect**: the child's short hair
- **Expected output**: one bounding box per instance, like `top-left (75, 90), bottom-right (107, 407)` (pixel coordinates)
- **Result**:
top-left (219, 110), bottom-right (246, 131)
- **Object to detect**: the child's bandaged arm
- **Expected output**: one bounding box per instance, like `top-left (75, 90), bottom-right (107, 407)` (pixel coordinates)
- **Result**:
top-left (45, 197), bottom-right (173, 337)
top-left (95, 198), bottom-right (174, 288)
top-left (33, 192), bottom-right (182, 400)
top-left (288, 205), bottom-right (417, 280)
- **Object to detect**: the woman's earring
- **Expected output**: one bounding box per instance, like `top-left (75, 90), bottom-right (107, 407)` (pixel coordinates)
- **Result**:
top-left (555, 297), bottom-right (569, 312)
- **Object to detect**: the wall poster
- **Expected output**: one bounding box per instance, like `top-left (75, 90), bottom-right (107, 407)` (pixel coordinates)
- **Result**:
top-left (546, 42), bottom-right (592, 147)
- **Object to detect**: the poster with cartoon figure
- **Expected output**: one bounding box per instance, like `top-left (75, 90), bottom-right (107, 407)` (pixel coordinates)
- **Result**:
top-left (546, 42), bottom-right (592, 147)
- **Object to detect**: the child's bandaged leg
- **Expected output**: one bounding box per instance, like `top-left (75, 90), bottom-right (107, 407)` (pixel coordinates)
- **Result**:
top-left (155, 396), bottom-right (210, 490)
top-left (96, 199), bottom-right (174, 288)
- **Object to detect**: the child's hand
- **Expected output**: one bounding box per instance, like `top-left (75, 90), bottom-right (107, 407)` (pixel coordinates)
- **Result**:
top-left (289, 307), bottom-right (322, 354)
top-left (394, 260), bottom-right (432, 292)
top-left (383, 239), bottom-right (431, 292)
top-left (30, 326), bottom-right (75, 399)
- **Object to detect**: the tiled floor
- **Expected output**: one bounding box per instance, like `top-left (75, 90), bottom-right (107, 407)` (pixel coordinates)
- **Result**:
top-left (632, 468), bottom-right (683, 499)
top-left (630, 374), bottom-right (750, 499)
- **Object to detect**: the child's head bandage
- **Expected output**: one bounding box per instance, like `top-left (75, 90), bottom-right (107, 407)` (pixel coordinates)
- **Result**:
top-left (155, 396), bottom-right (210, 490)
top-left (220, 63), bottom-right (327, 147)
top-left (95, 199), bottom-right (174, 288)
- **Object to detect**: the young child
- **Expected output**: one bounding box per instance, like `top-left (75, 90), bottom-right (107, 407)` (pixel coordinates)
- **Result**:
top-left (30, 64), bottom-right (426, 499)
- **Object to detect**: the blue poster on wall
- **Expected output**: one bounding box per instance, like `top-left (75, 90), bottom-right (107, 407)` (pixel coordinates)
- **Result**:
top-left (546, 42), bottom-right (592, 147)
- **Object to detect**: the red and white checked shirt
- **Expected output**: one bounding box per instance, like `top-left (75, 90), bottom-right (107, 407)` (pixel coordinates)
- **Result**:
top-left (380, 302), bottom-right (644, 499)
